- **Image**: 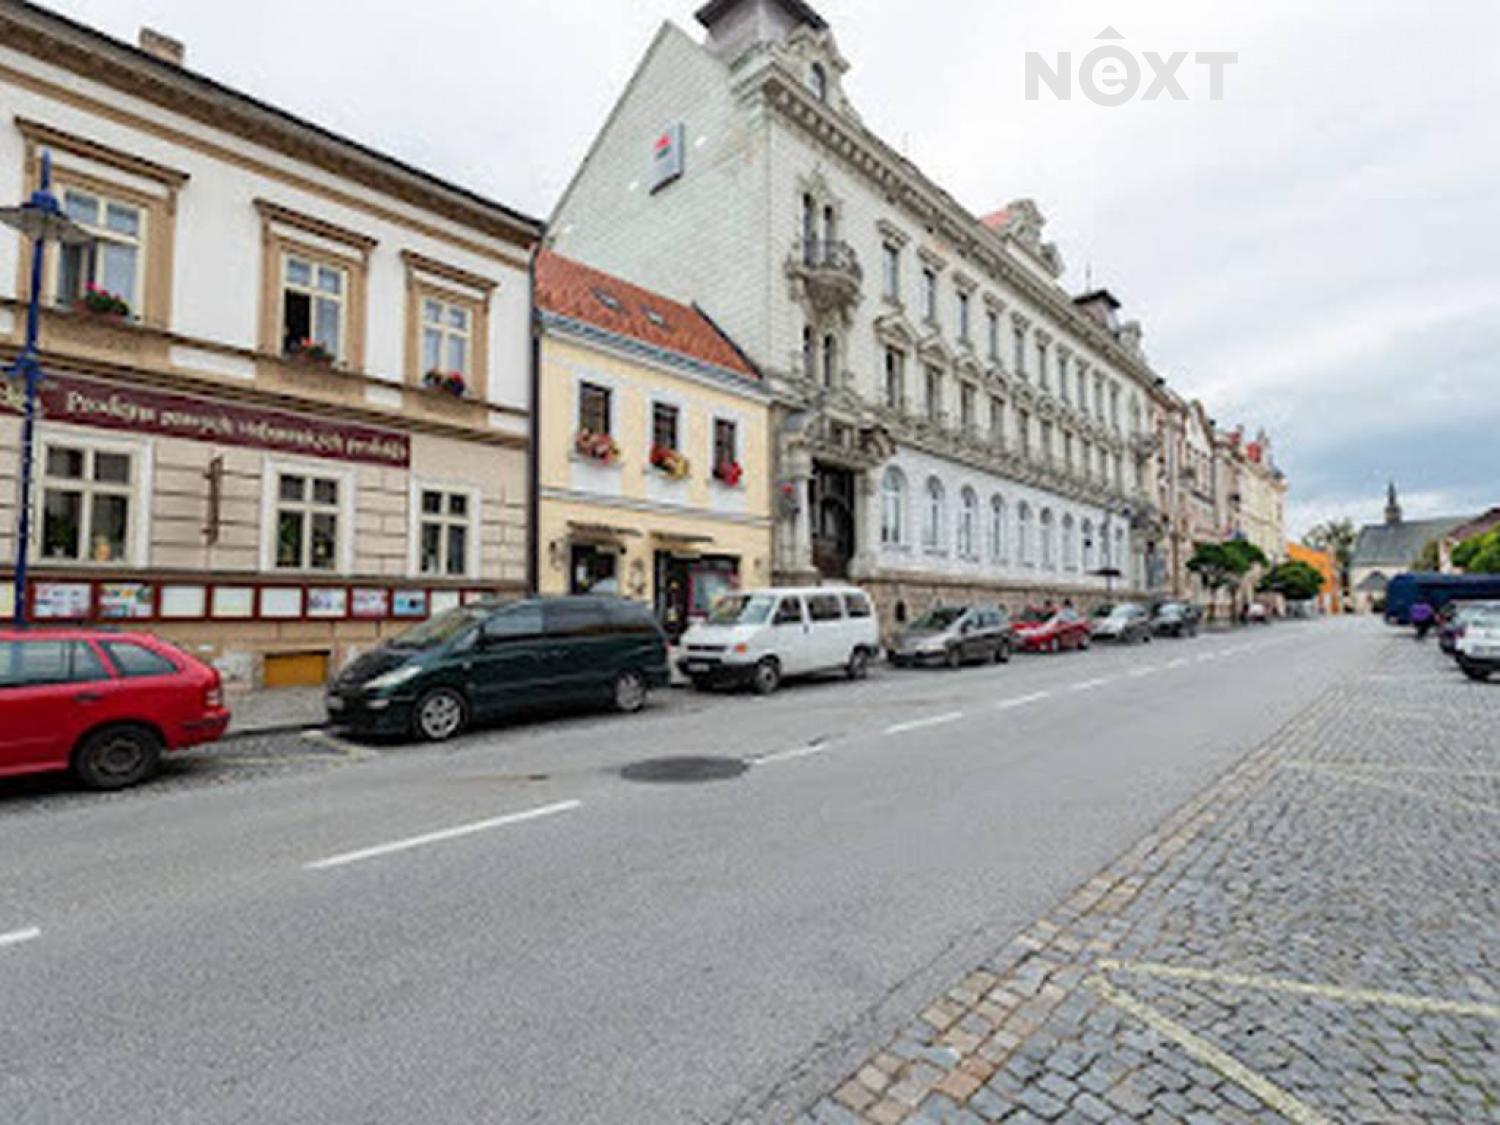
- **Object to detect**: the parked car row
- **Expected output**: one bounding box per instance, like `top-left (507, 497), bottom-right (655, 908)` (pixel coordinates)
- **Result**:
top-left (1, 588), bottom-right (1221, 792)
top-left (1436, 599), bottom-right (1500, 682)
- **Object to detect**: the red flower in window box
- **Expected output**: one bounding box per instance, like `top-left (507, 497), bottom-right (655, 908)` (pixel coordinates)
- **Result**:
top-left (75, 283), bottom-right (131, 319)
top-left (286, 337), bottom-right (335, 366)
top-left (424, 369), bottom-right (467, 398)
top-left (649, 443), bottom-right (691, 479)
top-left (575, 428), bottom-right (621, 464)
top-left (713, 459), bottom-right (744, 487)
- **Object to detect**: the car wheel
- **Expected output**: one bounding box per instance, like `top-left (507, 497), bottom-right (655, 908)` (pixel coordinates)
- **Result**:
top-left (751, 657), bottom-right (782, 696)
top-left (613, 669), bottom-right (649, 713)
top-left (1142, 631), bottom-right (1152, 644)
top-left (689, 675), bottom-right (713, 692)
top-left (1079, 633), bottom-right (1091, 651)
top-left (847, 648), bottom-right (871, 680)
top-left (945, 645), bottom-right (963, 670)
top-left (413, 687), bottom-right (469, 742)
top-left (72, 724), bottom-right (162, 791)
top-left (1460, 662), bottom-right (1492, 683)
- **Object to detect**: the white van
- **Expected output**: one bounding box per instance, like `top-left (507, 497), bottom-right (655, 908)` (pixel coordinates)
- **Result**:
top-left (677, 586), bottom-right (881, 694)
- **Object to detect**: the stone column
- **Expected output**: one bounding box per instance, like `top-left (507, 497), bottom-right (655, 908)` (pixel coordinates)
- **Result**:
top-left (849, 468), bottom-right (881, 579)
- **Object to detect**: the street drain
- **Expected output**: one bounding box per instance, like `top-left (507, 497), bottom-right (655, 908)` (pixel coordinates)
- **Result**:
top-left (619, 756), bottom-right (748, 784)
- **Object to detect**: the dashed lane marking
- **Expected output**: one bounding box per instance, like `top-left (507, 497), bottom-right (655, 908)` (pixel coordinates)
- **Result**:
top-left (754, 740), bottom-right (832, 765)
top-left (1069, 677), bottom-right (1112, 692)
top-left (994, 691), bottom-right (1051, 710)
top-left (1098, 959), bottom-right (1500, 1021)
top-left (883, 712), bottom-right (965, 736)
top-left (1127, 665), bottom-right (1158, 678)
top-left (1087, 975), bottom-right (1333, 1125)
top-left (305, 799), bottom-right (582, 870)
top-left (0, 927), bottom-right (41, 950)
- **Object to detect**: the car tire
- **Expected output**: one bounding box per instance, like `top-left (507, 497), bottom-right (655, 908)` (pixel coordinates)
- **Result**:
top-left (613, 669), bottom-right (649, 713)
top-left (945, 646), bottom-right (962, 670)
top-left (1079, 633), bottom-right (1091, 651)
top-left (847, 648), bottom-right (871, 680)
top-left (689, 675), bottom-right (713, 693)
top-left (71, 724), bottom-right (162, 791)
top-left (1460, 661), bottom-right (1492, 683)
top-left (413, 686), bottom-right (469, 743)
top-left (751, 657), bottom-right (782, 696)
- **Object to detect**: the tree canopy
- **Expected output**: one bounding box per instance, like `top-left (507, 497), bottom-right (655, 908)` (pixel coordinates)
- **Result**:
top-left (1257, 560), bottom-right (1326, 601)
top-left (1452, 529), bottom-right (1500, 574)
top-left (1305, 519), bottom-right (1356, 585)
top-left (1187, 539), bottom-right (1270, 592)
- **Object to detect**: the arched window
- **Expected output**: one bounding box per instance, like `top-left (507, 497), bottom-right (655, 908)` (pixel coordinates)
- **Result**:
top-left (808, 62), bottom-right (828, 102)
top-left (989, 496), bottom-right (1007, 561)
top-left (822, 333), bottom-right (838, 388)
top-left (958, 487), bottom-right (978, 559)
top-left (1040, 509), bottom-right (1057, 570)
top-left (880, 467), bottom-right (907, 547)
top-left (1017, 502), bottom-right (1033, 566)
top-left (1081, 519), bottom-right (1095, 572)
top-left (1062, 515), bottom-right (1077, 571)
top-left (923, 477), bottom-right (946, 551)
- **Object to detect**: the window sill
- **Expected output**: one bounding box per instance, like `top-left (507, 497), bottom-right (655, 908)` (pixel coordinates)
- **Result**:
top-left (569, 451), bottom-right (624, 470)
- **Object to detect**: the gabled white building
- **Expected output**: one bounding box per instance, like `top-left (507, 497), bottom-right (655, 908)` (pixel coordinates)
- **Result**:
top-left (551, 0), bottom-right (1169, 622)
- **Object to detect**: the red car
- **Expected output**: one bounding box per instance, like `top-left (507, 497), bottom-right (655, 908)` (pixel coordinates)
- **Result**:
top-left (0, 629), bottom-right (229, 790)
top-left (1012, 608), bottom-right (1092, 654)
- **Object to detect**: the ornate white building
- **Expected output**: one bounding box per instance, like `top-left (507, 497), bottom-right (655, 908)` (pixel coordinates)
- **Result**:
top-left (551, 0), bottom-right (1171, 622)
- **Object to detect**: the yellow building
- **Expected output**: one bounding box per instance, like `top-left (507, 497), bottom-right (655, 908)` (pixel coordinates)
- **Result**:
top-left (534, 253), bottom-right (772, 637)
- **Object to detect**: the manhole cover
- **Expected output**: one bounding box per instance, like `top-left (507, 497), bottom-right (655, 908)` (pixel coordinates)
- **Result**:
top-left (619, 756), bottom-right (748, 784)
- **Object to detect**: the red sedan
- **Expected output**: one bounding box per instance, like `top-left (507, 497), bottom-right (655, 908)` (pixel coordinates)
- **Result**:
top-left (0, 629), bottom-right (229, 790)
top-left (1012, 608), bottom-right (1092, 654)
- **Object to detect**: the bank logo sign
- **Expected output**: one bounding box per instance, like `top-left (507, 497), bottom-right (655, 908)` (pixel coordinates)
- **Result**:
top-left (651, 123), bottom-right (686, 193)
top-left (1026, 27), bottom-right (1237, 106)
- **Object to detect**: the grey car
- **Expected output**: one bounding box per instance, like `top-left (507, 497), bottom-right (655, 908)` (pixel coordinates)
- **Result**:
top-left (1091, 602), bottom-right (1153, 644)
top-left (889, 606), bottom-right (1012, 669)
top-left (1152, 600), bottom-right (1202, 638)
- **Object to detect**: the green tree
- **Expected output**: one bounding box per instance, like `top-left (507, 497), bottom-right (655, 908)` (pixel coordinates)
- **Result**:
top-left (1305, 518), bottom-right (1356, 588)
top-left (1188, 539), bottom-right (1269, 617)
top-left (1453, 529), bottom-right (1500, 573)
top-left (1258, 560), bottom-right (1325, 601)
top-left (1412, 538), bottom-right (1441, 572)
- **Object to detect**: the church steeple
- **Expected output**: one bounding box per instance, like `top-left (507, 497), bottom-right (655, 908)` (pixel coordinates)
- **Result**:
top-left (1385, 481), bottom-right (1402, 525)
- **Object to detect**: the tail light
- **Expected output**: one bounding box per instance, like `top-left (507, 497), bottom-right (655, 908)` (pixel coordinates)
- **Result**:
top-left (204, 672), bottom-right (224, 710)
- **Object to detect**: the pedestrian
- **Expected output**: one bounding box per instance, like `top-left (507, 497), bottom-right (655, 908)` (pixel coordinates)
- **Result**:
top-left (1411, 599), bottom-right (1435, 641)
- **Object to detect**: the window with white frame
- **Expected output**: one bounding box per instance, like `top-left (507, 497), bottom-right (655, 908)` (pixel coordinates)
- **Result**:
top-left (1036, 339), bottom-right (1049, 392)
top-left (822, 333), bottom-right (839, 387)
top-left (1094, 374), bottom-right (1106, 420)
top-left (1013, 326), bottom-right (1027, 378)
top-left (652, 401), bottom-right (680, 450)
top-left (39, 442), bottom-right (134, 564)
top-left (1077, 367), bottom-right (1088, 407)
top-left (1016, 502), bottom-right (1033, 566)
top-left (987, 309), bottom-right (1000, 359)
top-left (713, 418), bottom-right (739, 473)
top-left (275, 471), bottom-right (341, 571)
top-left (1081, 520), bottom-right (1096, 571)
top-left (1017, 408), bottom-right (1031, 457)
top-left (989, 496), bottom-right (1007, 560)
top-left (54, 188), bottom-right (143, 312)
top-left (418, 488), bottom-right (473, 577)
top-left (1058, 354), bottom-right (1071, 402)
top-left (420, 295), bottom-right (471, 377)
top-left (990, 396), bottom-right (1006, 446)
top-left (282, 253), bottom-right (347, 359)
top-left (958, 487), bottom-right (978, 559)
top-left (923, 268), bottom-right (938, 322)
top-left (880, 466), bottom-right (907, 546)
top-left (957, 291), bottom-right (971, 341)
top-left (882, 243), bottom-right (900, 300)
top-left (925, 367), bottom-right (943, 423)
top-left (884, 348), bottom-right (906, 411)
top-left (1062, 515), bottom-right (1077, 570)
top-left (801, 325), bottom-right (816, 379)
top-left (922, 477), bottom-right (946, 551)
top-left (579, 381), bottom-right (611, 435)
top-left (960, 383), bottom-right (976, 434)
top-left (1110, 384), bottom-right (1121, 430)
top-left (1040, 509), bottom-right (1057, 570)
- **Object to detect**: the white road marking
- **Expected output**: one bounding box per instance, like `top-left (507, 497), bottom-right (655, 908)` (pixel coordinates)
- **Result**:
top-left (884, 712), bottom-right (964, 736)
top-left (994, 691), bottom-right (1051, 710)
top-left (301, 730), bottom-right (379, 760)
top-left (1088, 975), bottom-right (1332, 1125)
top-left (0, 927), bottom-right (41, 949)
top-left (1127, 665), bottom-right (1157, 678)
top-left (305, 800), bottom-right (582, 870)
top-left (1165, 657), bottom-right (1190, 669)
top-left (1070, 677), bottom-right (1112, 692)
top-left (756, 741), bottom-right (831, 765)
top-left (1098, 959), bottom-right (1500, 1020)
top-left (1195, 652), bottom-right (1219, 663)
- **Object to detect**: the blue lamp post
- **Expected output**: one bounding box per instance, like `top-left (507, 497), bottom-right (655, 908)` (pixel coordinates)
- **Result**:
top-left (1, 152), bottom-right (90, 627)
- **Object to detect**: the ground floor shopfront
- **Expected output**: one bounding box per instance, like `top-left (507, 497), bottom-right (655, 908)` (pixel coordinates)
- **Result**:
top-left (535, 496), bottom-right (771, 640)
top-left (0, 364), bottom-right (529, 688)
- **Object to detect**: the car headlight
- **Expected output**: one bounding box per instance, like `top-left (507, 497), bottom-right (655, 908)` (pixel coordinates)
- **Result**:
top-left (365, 664), bottom-right (424, 692)
top-left (918, 638), bottom-right (948, 653)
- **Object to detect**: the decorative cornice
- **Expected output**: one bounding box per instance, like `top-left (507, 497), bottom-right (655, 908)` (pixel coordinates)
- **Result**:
top-left (400, 250), bottom-right (498, 294)
top-left (15, 115), bottom-right (190, 187)
top-left (254, 199), bottom-right (378, 255)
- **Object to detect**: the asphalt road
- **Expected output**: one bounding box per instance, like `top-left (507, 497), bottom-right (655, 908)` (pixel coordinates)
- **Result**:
top-left (0, 617), bottom-right (1379, 1124)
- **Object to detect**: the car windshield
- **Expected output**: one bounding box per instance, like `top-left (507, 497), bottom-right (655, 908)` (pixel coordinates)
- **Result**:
top-left (1157, 603), bottom-right (1184, 616)
top-left (707, 593), bottom-right (777, 626)
top-left (911, 607), bottom-right (966, 630)
top-left (1091, 604), bottom-right (1115, 619)
top-left (1015, 609), bottom-right (1051, 625)
top-left (389, 605), bottom-right (490, 649)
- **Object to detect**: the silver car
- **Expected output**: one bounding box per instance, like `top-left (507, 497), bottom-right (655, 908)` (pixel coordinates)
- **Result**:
top-left (1090, 602), bottom-right (1153, 644)
top-left (889, 606), bottom-right (1012, 669)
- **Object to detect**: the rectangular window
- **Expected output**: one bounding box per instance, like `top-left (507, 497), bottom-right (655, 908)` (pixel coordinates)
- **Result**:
top-left (1077, 368), bottom-right (1088, 406)
top-left (989, 396), bottom-right (1005, 444)
top-left (652, 402), bottom-right (680, 450)
top-left (420, 296), bottom-right (472, 377)
top-left (418, 488), bottom-right (473, 578)
top-left (1110, 384), bottom-right (1121, 430)
top-left (884, 348), bottom-right (906, 410)
top-left (957, 291), bottom-right (970, 340)
top-left (713, 418), bottom-right (738, 470)
top-left (960, 383), bottom-right (976, 433)
top-left (282, 253), bottom-right (347, 359)
top-left (275, 472), bottom-right (340, 571)
top-left (1017, 408), bottom-right (1031, 456)
top-left (1094, 375), bottom-right (1106, 420)
top-left (1041, 421), bottom-right (1054, 462)
top-left (925, 367), bottom-right (943, 423)
top-left (40, 443), bottom-right (132, 564)
top-left (807, 593), bottom-right (844, 622)
top-left (579, 382), bottom-right (611, 435)
top-left (1063, 432), bottom-right (1074, 471)
top-left (1058, 355), bottom-right (1070, 401)
top-left (882, 243), bottom-right (900, 300)
top-left (987, 310), bottom-right (1000, 359)
top-left (55, 188), bottom-right (144, 312)
top-left (1036, 340), bottom-right (1048, 391)
top-left (1081, 439), bottom-right (1092, 480)
top-left (923, 268), bottom-right (938, 322)
top-left (1013, 327), bottom-right (1027, 379)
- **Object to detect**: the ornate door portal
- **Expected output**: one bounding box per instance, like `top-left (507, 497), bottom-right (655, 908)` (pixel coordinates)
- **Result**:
top-left (811, 464), bottom-right (855, 579)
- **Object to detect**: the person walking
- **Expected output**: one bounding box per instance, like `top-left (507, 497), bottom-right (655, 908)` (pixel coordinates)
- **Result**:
top-left (1411, 599), bottom-right (1436, 641)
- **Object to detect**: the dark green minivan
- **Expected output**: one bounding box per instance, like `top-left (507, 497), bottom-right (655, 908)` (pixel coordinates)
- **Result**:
top-left (326, 596), bottom-right (670, 742)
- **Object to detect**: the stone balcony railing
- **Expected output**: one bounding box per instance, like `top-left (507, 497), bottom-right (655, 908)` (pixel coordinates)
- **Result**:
top-left (786, 237), bottom-right (862, 314)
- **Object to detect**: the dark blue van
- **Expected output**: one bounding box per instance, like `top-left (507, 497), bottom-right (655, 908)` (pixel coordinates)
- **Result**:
top-left (1385, 573), bottom-right (1500, 624)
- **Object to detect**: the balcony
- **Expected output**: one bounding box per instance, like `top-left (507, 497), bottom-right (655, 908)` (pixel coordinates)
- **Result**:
top-left (786, 238), bottom-right (863, 315)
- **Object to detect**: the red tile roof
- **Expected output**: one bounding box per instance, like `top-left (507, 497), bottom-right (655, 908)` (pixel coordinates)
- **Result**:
top-left (980, 208), bottom-right (1011, 231)
top-left (535, 252), bottom-right (758, 380)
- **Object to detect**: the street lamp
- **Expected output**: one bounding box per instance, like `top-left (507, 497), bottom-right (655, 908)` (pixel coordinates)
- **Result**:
top-left (0, 151), bottom-right (90, 627)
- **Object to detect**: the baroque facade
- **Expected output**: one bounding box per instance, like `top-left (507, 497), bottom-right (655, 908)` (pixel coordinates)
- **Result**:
top-left (549, 0), bottom-right (1177, 626)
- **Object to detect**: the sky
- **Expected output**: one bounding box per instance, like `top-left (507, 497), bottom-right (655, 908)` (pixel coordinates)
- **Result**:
top-left (40, 0), bottom-right (1500, 537)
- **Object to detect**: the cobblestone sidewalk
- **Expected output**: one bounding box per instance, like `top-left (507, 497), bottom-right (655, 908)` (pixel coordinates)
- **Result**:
top-left (799, 636), bottom-right (1499, 1124)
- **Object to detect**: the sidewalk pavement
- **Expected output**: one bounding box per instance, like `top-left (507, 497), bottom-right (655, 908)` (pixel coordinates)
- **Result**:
top-left (797, 632), bottom-right (1498, 1124)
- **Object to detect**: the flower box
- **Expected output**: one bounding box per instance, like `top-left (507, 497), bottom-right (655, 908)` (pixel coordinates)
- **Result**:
top-left (73, 284), bottom-right (131, 320)
top-left (713, 460), bottom-right (744, 488)
top-left (424, 370), bottom-right (468, 398)
top-left (285, 338), bottom-right (336, 367)
top-left (649, 444), bottom-right (691, 480)
top-left (575, 428), bottom-right (621, 465)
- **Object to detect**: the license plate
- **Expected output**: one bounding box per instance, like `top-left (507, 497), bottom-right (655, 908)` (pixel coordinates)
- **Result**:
top-left (326, 695), bottom-right (346, 712)
top-left (1474, 646), bottom-right (1500, 658)
top-left (684, 660), bottom-right (713, 673)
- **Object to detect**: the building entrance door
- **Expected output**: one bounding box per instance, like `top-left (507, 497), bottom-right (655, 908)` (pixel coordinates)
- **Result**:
top-left (570, 543), bottom-right (618, 595)
top-left (811, 464), bottom-right (855, 578)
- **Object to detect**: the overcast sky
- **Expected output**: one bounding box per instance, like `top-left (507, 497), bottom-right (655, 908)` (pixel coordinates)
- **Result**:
top-left (44, 0), bottom-right (1500, 537)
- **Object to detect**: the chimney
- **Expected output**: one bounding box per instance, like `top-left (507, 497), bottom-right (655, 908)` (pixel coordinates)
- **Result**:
top-left (138, 27), bottom-right (185, 67)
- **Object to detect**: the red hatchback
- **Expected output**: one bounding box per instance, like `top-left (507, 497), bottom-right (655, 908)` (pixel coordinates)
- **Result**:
top-left (1012, 608), bottom-right (1092, 654)
top-left (0, 630), bottom-right (230, 790)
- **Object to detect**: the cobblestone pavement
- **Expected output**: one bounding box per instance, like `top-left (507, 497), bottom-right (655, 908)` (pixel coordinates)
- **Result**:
top-left (798, 634), bottom-right (1499, 1124)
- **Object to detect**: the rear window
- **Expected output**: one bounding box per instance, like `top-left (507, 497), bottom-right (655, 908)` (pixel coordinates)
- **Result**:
top-left (605, 599), bottom-right (658, 632)
top-left (102, 641), bottom-right (178, 679)
top-left (807, 594), bottom-right (844, 622)
top-left (545, 599), bottom-right (612, 637)
top-left (843, 593), bottom-right (873, 618)
top-left (0, 640), bottom-right (108, 688)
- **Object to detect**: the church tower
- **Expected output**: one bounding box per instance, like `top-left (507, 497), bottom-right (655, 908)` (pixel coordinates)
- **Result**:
top-left (1384, 481), bottom-right (1403, 525)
